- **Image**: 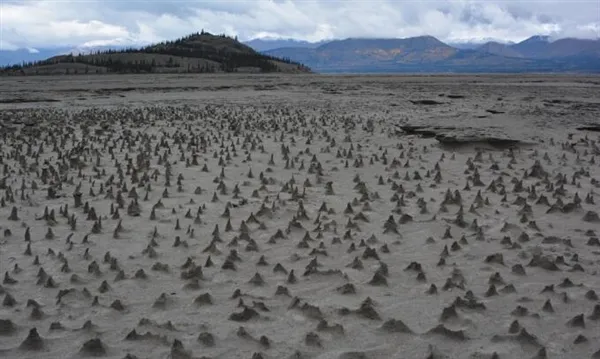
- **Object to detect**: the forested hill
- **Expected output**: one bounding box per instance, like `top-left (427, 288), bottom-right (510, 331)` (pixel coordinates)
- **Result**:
top-left (1, 32), bottom-right (311, 75)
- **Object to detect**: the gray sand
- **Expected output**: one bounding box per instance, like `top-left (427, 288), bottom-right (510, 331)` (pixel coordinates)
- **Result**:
top-left (0, 74), bottom-right (599, 359)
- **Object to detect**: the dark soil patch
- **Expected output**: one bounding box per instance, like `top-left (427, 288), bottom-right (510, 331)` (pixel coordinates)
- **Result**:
top-left (577, 126), bottom-right (600, 132)
top-left (410, 99), bottom-right (445, 105)
top-left (0, 98), bottom-right (60, 104)
top-left (436, 134), bottom-right (527, 150)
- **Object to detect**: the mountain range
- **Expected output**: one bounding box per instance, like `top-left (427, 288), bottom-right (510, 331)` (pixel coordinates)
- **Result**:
top-left (243, 38), bottom-right (509, 52)
top-left (260, 35), bottom-right (600, 73)
top-left (2, 34), bottom-right (599, 73)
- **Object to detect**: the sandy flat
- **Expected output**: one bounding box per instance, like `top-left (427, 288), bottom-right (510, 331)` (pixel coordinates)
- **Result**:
top-left (0, 74), bottom-right (599, 359)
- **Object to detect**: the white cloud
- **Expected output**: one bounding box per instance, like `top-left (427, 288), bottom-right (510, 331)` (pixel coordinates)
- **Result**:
top-left (27, 47), bottom-right (39, 53)
top-left (0, 0), bottom-right (598, 50)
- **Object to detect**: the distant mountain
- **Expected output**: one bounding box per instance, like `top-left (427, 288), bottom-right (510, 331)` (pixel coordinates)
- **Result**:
top-left (476, 36), bottom-right (600, 60)
top-left (1, 32), bottom-right (311, 75)
top-left (244, 38), bottom-right (329, 52)
top-left (0, 45), bottom-right (137, 66)
top-left (446, 42), bottom-right (482, 50)
top-left (477, 42), bottom-right (523, 58)
top-left (522, 37), bottom-right (600, 58)
top-left (510, 35), bottom-right (551, 58)
top-left (264, 35), bottom-right (600, 73)
top-left (266, 36), bottom-right (459, 70)
top-left (0, 48), bottom-right (67, 66)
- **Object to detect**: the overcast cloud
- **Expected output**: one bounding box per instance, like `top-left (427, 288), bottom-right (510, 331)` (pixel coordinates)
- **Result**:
top-left (1, 0), bottom-right (599, 50)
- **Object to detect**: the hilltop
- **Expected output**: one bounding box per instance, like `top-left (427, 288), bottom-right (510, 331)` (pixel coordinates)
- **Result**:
top-left (1, 32), bottom-right (311, 75)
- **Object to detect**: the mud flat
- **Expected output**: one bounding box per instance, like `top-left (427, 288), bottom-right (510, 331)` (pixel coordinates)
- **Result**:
top-left (0, 74), bottom-right (599, 359)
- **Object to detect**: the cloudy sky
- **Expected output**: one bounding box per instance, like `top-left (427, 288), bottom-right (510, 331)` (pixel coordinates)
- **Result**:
top-left (1, 0), bottom-right (599, 50)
